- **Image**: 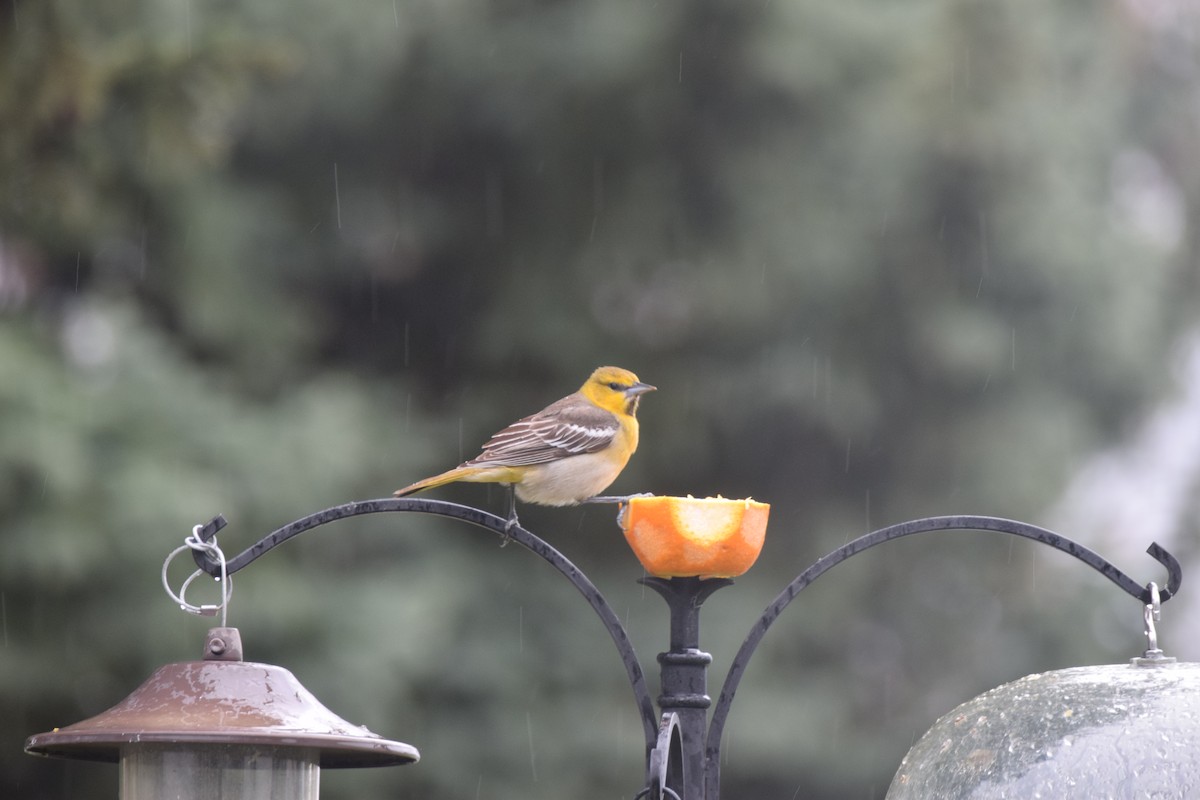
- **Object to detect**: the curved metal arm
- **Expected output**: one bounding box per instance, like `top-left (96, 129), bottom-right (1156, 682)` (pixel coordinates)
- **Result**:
top-left (704, 515), bottom-right (1183, 796)
top-left (189, 497), bottom-right (659, 751)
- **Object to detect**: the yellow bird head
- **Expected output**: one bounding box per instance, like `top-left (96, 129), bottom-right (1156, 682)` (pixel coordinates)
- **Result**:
top-left (581, 366), bottom-right (656, 416)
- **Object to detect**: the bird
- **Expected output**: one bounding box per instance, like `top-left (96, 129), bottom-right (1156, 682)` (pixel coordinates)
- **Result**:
top-left (394, 366), bottom-right (655, 533)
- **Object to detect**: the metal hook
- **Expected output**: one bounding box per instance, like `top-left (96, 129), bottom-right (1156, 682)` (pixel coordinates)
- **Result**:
top-left (162, 525), bottom-right (233, 626)
top-left (1143, 542), bottom-right (1182, 603)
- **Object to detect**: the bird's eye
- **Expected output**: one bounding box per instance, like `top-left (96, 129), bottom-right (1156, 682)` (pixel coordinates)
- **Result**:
top-left (607, 381), bottom-right (625, 391)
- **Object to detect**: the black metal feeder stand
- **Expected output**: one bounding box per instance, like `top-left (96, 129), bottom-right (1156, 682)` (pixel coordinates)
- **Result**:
top-left (176, 500), bottom-right (1182, 800)
top-left (27, 498), bottom-right (1182, 800)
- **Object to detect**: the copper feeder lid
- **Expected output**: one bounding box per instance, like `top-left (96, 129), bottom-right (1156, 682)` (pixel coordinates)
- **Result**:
top-left (25, 628), bottom-right (419, 769)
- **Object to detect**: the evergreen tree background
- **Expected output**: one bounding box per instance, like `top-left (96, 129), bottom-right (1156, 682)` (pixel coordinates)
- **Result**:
top-left (3, 1), bottom-right (1198, 797)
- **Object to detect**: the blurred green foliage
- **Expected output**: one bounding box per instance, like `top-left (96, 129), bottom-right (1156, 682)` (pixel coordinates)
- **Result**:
top-left (3, 0), bottom-right (1198, 798)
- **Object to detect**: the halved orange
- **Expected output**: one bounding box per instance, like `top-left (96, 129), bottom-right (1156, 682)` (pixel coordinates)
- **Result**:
top-left (620, 495), bottom-right (770, 579)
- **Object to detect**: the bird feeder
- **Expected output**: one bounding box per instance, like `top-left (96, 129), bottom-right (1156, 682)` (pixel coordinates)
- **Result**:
top-left (888, 660), bottom-right (1200, 799)
top-left (888, 590), bottom-right (1200, 799)
top-left (25, 627), bottom-right (418, 800)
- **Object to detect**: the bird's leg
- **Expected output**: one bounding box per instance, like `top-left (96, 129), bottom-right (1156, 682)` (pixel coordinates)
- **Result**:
top-left (582, 493), bottom-right (654, 527)
top-left (501, 485), bottom-right (519, 547)
top-left (582, 493), bottom-right (655, 504)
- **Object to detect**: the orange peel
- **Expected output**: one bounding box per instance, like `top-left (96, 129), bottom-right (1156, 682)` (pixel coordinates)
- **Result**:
top-left (620, 495), bottom-right (769, 579)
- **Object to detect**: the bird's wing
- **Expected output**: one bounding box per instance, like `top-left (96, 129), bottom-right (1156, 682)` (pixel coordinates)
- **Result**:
top-left (466, 396), bottom-right (619, 467)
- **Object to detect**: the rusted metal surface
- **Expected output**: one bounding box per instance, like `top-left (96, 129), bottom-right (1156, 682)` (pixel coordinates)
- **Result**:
top-left (25, 628), bottom-right (418, 769)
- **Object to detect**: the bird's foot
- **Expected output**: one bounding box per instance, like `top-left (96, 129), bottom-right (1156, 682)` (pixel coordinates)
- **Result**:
top-left (498, 485), bottom-right (521, 547)
top-left (500, 514), bottom-right (520, 547)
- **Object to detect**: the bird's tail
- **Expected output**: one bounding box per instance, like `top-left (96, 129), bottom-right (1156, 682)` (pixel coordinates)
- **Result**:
top-left (393, 468), bottom-right (468, 497)
top-left (393, 464), bottom-right (518, 497)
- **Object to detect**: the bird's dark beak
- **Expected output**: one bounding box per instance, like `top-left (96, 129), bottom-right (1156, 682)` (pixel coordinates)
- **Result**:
top-left (626, 382), bottom-right (656, 396)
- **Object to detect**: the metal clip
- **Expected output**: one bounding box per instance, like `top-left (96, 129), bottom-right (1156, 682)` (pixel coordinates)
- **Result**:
top-left (162, 525), bottom-right (234, 626)
top-left (1133, 581), bottom-right (1174, 666)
